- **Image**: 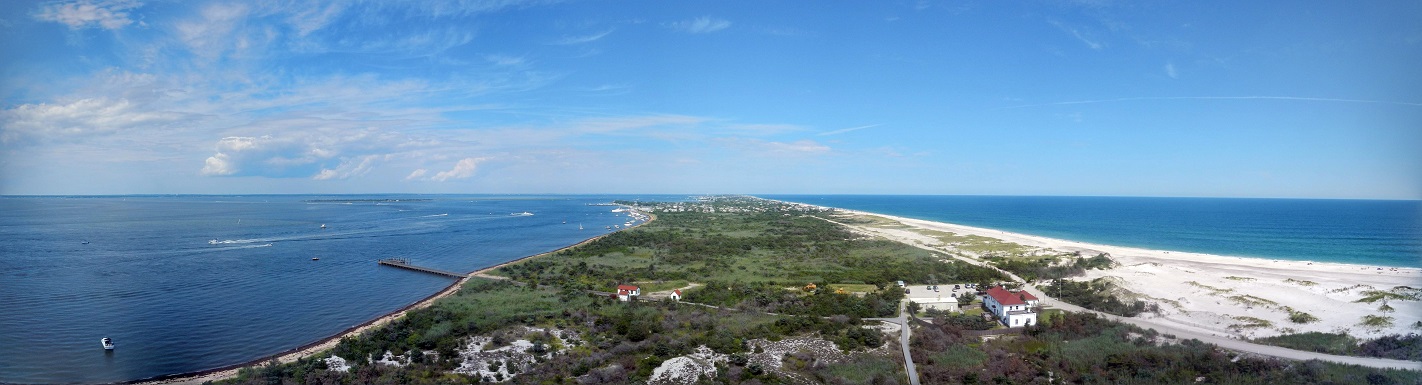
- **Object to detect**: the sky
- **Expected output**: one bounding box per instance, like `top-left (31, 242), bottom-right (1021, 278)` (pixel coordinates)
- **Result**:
top-left (1, 1), bottom-right (1419, 199)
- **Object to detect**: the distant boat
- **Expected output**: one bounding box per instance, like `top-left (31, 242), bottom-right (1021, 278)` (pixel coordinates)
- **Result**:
top-left (320, 224), bottom-right (327, 229)
top-left (312, 257), bottom-right (320, 261)
top-left (101, 337), bottom-right (114, 350)
top-left (579, 223), bottom-right (583, 230)
top-left (81, 240), bottom-right (89, 245)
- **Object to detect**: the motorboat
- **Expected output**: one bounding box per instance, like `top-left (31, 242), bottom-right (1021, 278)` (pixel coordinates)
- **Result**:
top-left (320, 224), bottom-right (327, 229)
top-left (101, 337), bottom-right (114, 350)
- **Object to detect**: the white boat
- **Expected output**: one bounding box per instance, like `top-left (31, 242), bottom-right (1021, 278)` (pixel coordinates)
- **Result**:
top-left (579, 224), bottom-right (584, 230)
top-left (101, 337), bottom-right (114, 350)
top-left (320, 224), bottom-right (327, 229)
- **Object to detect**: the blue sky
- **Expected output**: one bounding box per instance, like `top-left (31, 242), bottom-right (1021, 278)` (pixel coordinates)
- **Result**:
top-left (1, 0), bottom-right (1419, 199)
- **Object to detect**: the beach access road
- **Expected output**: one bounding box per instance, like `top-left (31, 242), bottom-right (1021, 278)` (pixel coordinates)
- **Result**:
top-left (1016, 285), bottom-right (1422, 371)
top-left (866, 301), bottom-right (921, 385)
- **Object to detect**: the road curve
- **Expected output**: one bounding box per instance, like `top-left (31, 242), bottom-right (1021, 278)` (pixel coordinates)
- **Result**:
top-left (1018, 285), bottom-right (1422, 371)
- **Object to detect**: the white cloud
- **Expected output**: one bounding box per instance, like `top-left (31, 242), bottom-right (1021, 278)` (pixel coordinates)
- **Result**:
top-left (173, 3), bottom-right (254, 60)
top-left (0, 98), bottom-right (184, 144)
top-left (430, 157), bottom-right (486, 181)
top-left (34, 0), bottom-right (142, 30)
top-left (552, 29), bottom-right (612, 45)
top-left (285, 2), bottom-right (347, 37)
top-left (718, 138), bottom-right (831, 157)
top-left (313, 155), bottom-right (381, 180)
top-left (670, 17), bottom-right (731, 34)
top-left (405, 169), bottom-right (428, 180)
top-left (819, 124), bottom-right (882, 136)
top-left (1164, 62), bottom-right (1178, 78)
top-left (485, 54), bottom-right (526, 66)
top-left (198, 123), bottom-right (428, 179)
top-left (1050, 20), bottom-right (1104, 50)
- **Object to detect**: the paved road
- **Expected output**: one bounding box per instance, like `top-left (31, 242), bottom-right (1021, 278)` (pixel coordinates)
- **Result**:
top-left (868, 301), bottom-right (921, 385)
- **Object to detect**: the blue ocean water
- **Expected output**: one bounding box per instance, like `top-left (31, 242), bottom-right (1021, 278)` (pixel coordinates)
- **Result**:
top-left (764, 195), bottom-right (1422, 268)
top-left (0, 195), bottom-right (673, 384)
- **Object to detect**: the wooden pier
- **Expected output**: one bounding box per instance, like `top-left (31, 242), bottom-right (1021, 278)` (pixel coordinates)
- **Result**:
top-left (378, 258), bottom-right (467, 278)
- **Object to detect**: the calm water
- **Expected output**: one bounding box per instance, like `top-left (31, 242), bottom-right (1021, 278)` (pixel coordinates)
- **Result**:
top-left (764, 195), bottom-right (1422, 268)
top-left (0, 195), bottom-right (672, 384)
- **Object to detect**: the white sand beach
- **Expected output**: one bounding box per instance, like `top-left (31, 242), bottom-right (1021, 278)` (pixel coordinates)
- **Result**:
top-left (826, 208), bottom-right (1422, 340)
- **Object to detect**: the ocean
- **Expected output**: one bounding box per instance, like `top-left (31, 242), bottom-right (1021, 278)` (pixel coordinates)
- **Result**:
top-left (763, 195), bottom-right (1422, 268)
top-left (0, 195), bottom-right (673, 384)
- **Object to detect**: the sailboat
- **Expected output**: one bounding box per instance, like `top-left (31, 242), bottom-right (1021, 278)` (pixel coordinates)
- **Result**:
top-left (579, 223), bottom-right (584, 230)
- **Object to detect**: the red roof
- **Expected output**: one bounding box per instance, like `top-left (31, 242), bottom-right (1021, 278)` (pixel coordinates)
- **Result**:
top-left (617, 285), bottom-right (639, 294)
top-left (985, 286), bottom-right (1035, 306)
top-left (673, 289), bottom-right (682, 295)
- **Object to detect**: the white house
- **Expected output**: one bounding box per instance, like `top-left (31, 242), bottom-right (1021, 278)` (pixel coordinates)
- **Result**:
top-left (907, 292), bottom-right (959, 312)
top-left (617, 285), bottom-right (640, 302)
top-left (982, 286), bottom-right (1039, 327)
top-left (668, 289), bottom-right (682, 301)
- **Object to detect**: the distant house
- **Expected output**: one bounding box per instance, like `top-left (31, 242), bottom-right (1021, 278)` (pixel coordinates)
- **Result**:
top-left (982, 286), bottom-right (1039, 327)
top-left (617, 285), bottom-right (640, 302)
top-left (669, 289), bottom-right (682, 301)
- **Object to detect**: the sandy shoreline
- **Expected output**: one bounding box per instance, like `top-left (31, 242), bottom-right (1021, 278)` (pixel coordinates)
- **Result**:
top-left (132, 207), bottom-right (654, 385)
top-left (825, 206), bottom-right (1422, 339)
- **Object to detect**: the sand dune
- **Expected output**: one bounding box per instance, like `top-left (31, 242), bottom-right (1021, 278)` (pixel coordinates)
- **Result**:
top-left (829, 208), bottom-right (1422, 339)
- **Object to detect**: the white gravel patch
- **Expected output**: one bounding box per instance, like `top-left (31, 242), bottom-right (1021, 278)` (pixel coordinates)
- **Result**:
top-left (453, 326), bottom-right (582, 382)
top-left (323, 355), bottom-right (351, 372)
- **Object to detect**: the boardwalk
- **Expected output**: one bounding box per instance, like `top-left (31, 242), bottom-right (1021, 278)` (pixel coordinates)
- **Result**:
top-left (377, 258), bottom-right (466, 278)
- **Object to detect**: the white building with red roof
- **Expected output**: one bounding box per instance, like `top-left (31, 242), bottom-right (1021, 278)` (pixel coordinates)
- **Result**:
top-left (669, 289), bottom-right (682, 301)
top-left (616, 285), bottom-right (640, 302)
top-left (982, 286), bottom-right (1039, 327)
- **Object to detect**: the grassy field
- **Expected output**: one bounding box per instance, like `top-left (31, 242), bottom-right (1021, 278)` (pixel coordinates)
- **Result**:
top-left (495, 202), bottom-right (1006, 316)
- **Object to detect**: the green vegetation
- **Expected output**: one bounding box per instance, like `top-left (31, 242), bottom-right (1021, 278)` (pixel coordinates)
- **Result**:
top-left (984, 253), bottom-right (1114, 282)
top-left (1283, 278), bottom-right (1318, 287)
top-left (218, 276), bottom-right (897, 385)
top-left (1356, 287), bottom-right (1422, 304)
top-left (1253, 332), bottom-right (1422, 362)
top-left (914, 230), bottom-right (1033, 256)
top-left (210, 197), bottom-right (1419, 384)
top-left (1228, 294), bottom-right (1279, 307)
top-left (910, 311), bottom-right (1422, 384)
top-left (1286, 309), bottom-right (1320, 324)
top-left (1225, 276), bottom-right (1256, 281)
top-left (1046, 278), bottom-right (1157, 317)
top-left (1229, 316), bottom-right (1273, 331)
top-left (1361, 315), bottom-right (1395, 329)
top-left (497, 202), bottom-right (1004, 318)
top-left (687, 280), bottom-right (904, 318)
top-left (1186, 281), bottom-right (1234, 295)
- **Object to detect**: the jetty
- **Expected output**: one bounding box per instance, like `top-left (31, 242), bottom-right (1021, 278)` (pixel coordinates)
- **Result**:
top-left (377, 258), bottom-right (467, 278)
